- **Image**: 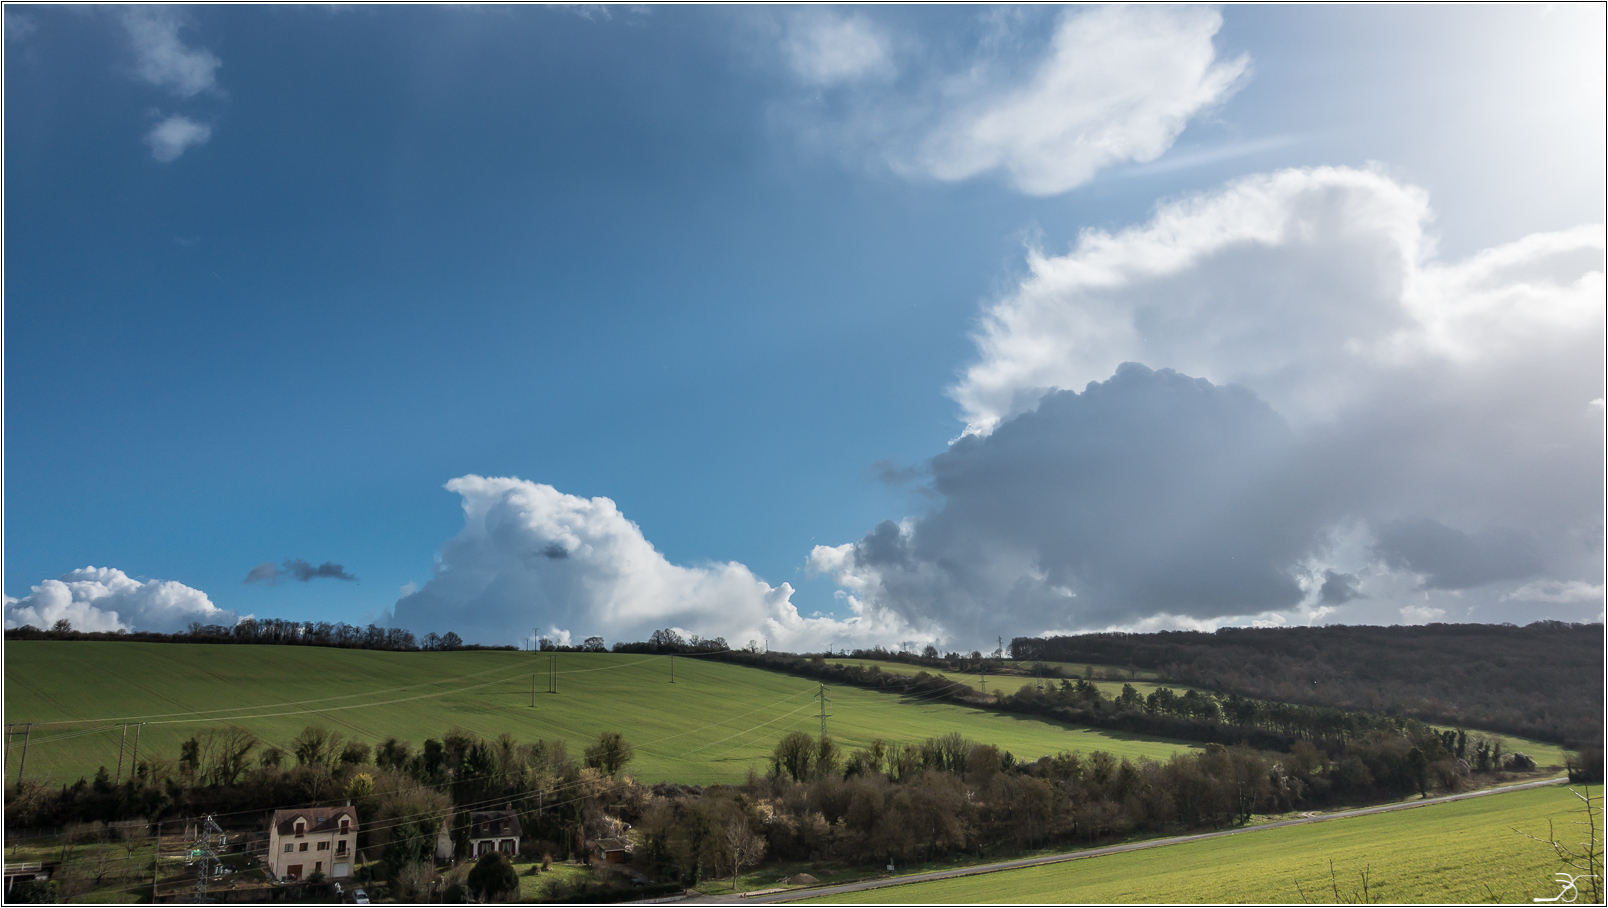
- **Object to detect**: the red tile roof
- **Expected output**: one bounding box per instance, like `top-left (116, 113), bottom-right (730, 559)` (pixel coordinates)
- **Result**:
top-left (271, 806), bottom-right (358, 836)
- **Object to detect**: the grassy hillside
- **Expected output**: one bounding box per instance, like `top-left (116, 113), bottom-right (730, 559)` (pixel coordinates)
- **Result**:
top-left (804, 784), bottom-right (1601, 904)
top-left (822, 656), bottom-right (1570, 767)
top-left (3, 642), bottom-right (1193, 786)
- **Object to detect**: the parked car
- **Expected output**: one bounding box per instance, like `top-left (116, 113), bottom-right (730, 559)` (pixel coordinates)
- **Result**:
top-left (351, 888), bottom-right (370, 904)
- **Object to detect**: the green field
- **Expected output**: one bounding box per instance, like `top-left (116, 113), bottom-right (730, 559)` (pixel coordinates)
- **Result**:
top-left (802, 784), bottom-right (1601, 904)
top-left (821, 657), bottom-right (1569, 767)
top-left (3, 643), bottom-right (1193, 786)
top-left (825, 658), bottom-right (1177, 700)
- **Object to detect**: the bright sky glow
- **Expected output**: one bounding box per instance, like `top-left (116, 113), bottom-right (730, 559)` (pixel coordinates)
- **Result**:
top-left (5, 5), bottom-right (1603, 649)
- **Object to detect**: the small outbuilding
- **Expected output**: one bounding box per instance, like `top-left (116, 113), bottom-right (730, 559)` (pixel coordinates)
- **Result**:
top-left (595, 837), bottom-right (631, 864)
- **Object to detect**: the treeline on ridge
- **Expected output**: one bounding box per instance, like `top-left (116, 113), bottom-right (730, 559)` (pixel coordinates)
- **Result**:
top-left (1010, 621), bottom-right (1603, 746)
top-left (2, 618), bottom-right (517, 653)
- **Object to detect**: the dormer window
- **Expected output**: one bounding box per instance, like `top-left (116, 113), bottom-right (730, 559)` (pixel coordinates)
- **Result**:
top-left (294, 820), bottom-right (306, 837)
top-left (339, 818), bottom-right (350, 833)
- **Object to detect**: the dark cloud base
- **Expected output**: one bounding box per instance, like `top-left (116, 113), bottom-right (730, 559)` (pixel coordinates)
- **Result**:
top-left (244, 558), bottom-right (357, 584)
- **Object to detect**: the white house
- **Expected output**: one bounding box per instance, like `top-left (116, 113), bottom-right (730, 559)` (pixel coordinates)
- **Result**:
top-left (267, 806), bottom-right (357, 882)
top-left (468, 809), bottom-right (521, 858)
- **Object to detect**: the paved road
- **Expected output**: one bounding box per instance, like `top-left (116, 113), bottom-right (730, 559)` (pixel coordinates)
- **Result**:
top-left (681, 776), bottom-right (1571, 904)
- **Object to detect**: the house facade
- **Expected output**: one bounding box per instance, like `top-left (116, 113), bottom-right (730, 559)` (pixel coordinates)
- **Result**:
top-left (468, 809), bottom-right (521, 858)
top-left (267, 806), bottom-right (358, 882)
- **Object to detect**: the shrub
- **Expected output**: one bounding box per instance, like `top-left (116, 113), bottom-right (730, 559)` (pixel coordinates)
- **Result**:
top-left (467, 852), bottom-right (519, 902)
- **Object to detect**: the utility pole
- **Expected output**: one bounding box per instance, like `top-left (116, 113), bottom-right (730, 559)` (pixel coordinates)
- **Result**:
top-left (130, 723), bottom-right (144, 781)
top-left (547, 653), bottom-right (556, 694)
top-left (152, 822), bottom-right (161, 901)
top-left (13, 723), bottom-right (33, 785)
top-left (531, 674), bottom-right (536, 707)
top-left (116, 724), bottom-right (130, 785)
top-left (815, 684), bottom-right (832, 739)
top-left (979, 661), bottom-right (986, 696)
top-left (670, 653), bottom-right (675, 684)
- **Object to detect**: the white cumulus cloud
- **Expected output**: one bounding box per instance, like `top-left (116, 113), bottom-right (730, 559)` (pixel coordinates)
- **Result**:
top-left (953, 166), bottom-right (1603, 435)
top-left (390, 475), bottom-right (928, 651)
top-left (4, 566), bottom-right (234, 633)
top-left (144, 114), bottom-right (212, 163)
top-left (1399, 604), bottom-right (1448, 625)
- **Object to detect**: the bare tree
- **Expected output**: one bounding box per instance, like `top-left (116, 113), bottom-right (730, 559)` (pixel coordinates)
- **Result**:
top-left (1514, 787), bottom-right (1603, 905)
top-left (291, 725), bottom-right (346, 767)
top-left (199, 726), bottom-right (259, 786)
top-left (111, 818), bottom-right (150, 866)
top-left (393, 860), bottom-right (438, 903)
top-left (724, 819), bottom-right (766, 893)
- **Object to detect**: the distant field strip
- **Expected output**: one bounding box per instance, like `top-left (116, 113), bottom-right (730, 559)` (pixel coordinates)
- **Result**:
top-left (825, 658), bottom-right (1178, 699)
top-left (799, 783), bottom-right (1598, 904)
top-left (3, 643), bottom-right (1193, 785)
top-left (823, 657), bottom-right (1569, 767)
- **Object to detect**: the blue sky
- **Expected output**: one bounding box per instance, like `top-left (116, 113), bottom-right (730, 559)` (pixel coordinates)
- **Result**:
top-left (5, 5), bottom-right (1603, 649)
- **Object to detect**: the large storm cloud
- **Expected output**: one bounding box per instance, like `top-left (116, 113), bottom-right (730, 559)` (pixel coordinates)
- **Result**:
top-left (813, 166), bottom-right (1603, 642)
top-left (811, 364), bottom-right (1314, 642)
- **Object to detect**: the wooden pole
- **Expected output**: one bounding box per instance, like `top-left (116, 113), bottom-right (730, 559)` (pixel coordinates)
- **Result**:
top-left (17, 724), bottom-right (32, 785)
top-left (117, 724), bottom-right (129, 784)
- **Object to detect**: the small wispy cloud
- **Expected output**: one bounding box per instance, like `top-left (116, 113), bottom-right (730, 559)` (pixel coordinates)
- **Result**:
top-left (782, 11), bottom-right (894, 86)
top-left (777, 6), bottom-right (1248, 196)
top-left (144, 114), bottom-right (211, 162)
top-left (121, 8), bottom-right (222, 98)
top-left (1503, 579), bottom-right (1604, 604)
top-left (911, 6), bottom-right (1248, 195)
top-left (5, 9), bottom-right (38, 42)
top-left (245, 558), bottom-right (359, 585)
top-left (871, 459), bottom-right (926, 487)
top-left (1114, 135), bottom-right (1300, 180)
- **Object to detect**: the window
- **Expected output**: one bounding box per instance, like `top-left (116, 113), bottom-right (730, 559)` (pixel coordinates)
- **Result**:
top-left (284, 844), bottom-right (294, 853)
top-left (336, 840), bottom-right (348, 855)
top-left (340, 818), bottom-right (350, 833)
top-left (317, 841), bottom-right (329, 851)
top-left (299, 842), bottom-right (309, 852)
top-left (294, 820), bottom-right (306, 837)
top-left (315, 861), bottom-right (322, 872)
